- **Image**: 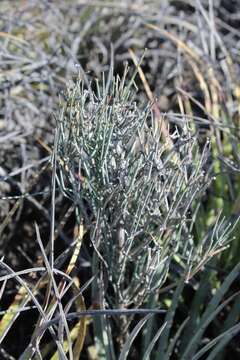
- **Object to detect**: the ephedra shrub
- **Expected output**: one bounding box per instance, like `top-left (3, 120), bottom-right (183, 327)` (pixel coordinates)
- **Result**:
top-left (55, 70), bottom-right (235, 357)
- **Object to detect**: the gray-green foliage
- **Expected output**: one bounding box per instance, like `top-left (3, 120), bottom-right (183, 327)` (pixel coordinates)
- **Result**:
top-left (55, 71), bottom-right (238, 358)
top-left (56, 72), bottom-right (204, 303)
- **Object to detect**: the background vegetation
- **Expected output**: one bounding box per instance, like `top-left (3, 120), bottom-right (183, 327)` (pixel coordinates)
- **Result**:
top-left (0, 1), bottom-right (240, 359)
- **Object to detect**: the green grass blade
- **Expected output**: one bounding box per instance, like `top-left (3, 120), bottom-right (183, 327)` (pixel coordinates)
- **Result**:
top-left (179, 268), bottom-right (212, 355)
top-left (119, 314), bottom-right (153, 360)
top-left (194, 322), bottom-right (240, 360)
top-left (156, 275), bottom-right (185, 358)
top-left (142, 322), bottom-right (167, 360)
top-left (165, 316), bottom-right (189, 360)
top-left (181, 261), bottom-right (240, 358)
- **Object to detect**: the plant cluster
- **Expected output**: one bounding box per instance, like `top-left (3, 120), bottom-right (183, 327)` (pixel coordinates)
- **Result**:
top-left (0, 1), bottom-right (240, 359)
